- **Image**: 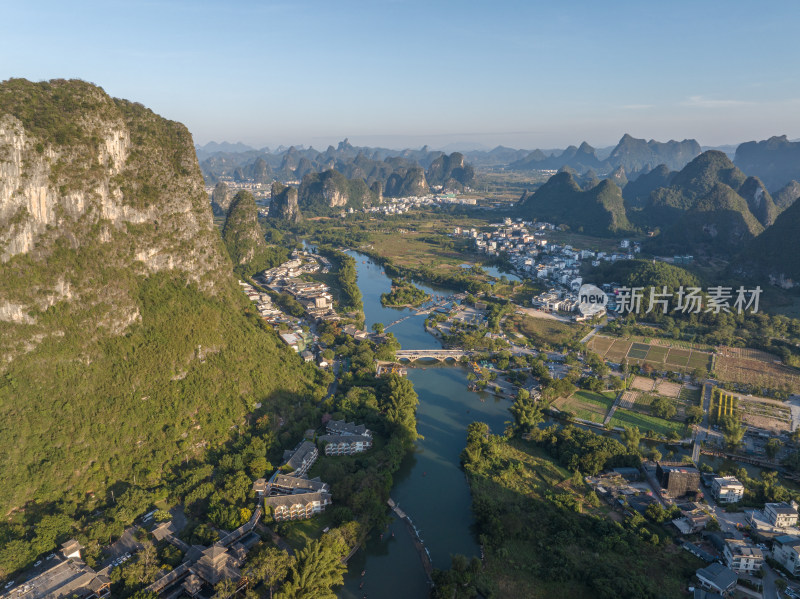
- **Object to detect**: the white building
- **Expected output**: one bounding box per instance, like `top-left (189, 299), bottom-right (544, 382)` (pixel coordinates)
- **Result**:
top-left (711, 476), bottom-right (745, 503)
top-left (773, 535), bottom-right (800, 576)
top-left (723, 539), bottom-right (763, 574)
top-left (765, 502), bottom-right (799, 528)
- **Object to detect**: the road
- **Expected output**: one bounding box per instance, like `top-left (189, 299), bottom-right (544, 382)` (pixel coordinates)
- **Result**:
top-left (580, 323), bottom-right (604, 345)
top-left (692, 383), bottom-right (713, 462)
top-left (702, 488), bottom-right (745, 538)
top-left (762, 563), bottom-right (779, 599)
top-left (603, 391), bottom-right (624, 426)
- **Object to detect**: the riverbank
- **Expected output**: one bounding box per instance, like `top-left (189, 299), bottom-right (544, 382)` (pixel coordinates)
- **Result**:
top-left (338, 252), bottom-right (512, 599)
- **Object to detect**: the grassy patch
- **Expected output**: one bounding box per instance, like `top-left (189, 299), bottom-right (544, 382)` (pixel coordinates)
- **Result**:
top-left (508, 314), bottom-right (588, 348)
top-left (610, 409), bottom-right (686, 437)
top-left (555, 390), bottom-right (615, 423)
top-left (463, 435), bottom-right (703, 598)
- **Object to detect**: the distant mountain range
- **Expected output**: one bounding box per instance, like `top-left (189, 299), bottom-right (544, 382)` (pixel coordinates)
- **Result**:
top-left (739, 198), bottom-right (800, 283)
top-left (734, 135), bottom-right (800, 192)
top-left (509, 135), bottom-right (702, 175)
top-left (199, 133), bottom-right (800, 193)
top-left (516, 149), bottom-right (800, 263)
top-left (516, 172), bottom-right (632, 237)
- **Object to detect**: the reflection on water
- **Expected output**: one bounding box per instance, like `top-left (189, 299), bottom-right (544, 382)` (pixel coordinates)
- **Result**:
top-left (338, 253), bottom-right (511, 599)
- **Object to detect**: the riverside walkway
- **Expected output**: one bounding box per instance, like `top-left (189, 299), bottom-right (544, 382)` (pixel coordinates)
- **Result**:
top-left (387, 498), bottom-right (434, 585)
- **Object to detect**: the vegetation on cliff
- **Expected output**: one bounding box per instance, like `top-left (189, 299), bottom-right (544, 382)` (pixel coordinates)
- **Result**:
top-left (222, 190), bottom-right (287, 277)
top-left (0, 79), bottom-right (323, 575)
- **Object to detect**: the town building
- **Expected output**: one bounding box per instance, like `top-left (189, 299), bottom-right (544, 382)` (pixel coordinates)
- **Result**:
top-left (695, 562), bottom-right (737, 596)
top-left (772, 535), bottom-right (800, 576)
top-left (282, 441), bottom-right (318, 476)
top-left (317, 419), bottom-right (373, 456)
top-left (0, 540), bottom-right (111, 599)
top-left (710, 476), bottom-right (745, 504)
top-left (264, 492), bottom-right (332, 522)
top-left (723, 538), bottom-right (763, 574)
top-left (261, 472), bottom-right (332, 522)
top-left (656, 462), bottom-right (701, 497)
top-left (318, 433), bottom-right (373, 456)
top-left (326, 419), bottom-right (370, 437)
top-left (765, 502), bottom-right (799, 528)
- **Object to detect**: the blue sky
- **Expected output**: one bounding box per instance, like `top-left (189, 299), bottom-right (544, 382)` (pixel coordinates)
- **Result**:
top-left (3, 0), bottom-right (799, 150)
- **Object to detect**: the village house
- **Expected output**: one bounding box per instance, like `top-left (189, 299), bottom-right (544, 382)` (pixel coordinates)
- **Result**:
top-left (0, 540), bottom-right (111, 599)
top-left (317, 419), bottom-right (373, 456)
top-left (765, 501), bottom-right (799, 528)
top-left (695, 562), bottom-right (737, 596)
top-left (772, 535), bottom-right (800, 576)
top-left (282, 440), bottom-right (318, 476)
top-left (710, 476), bottom-right (745, 504)
top-left (723, 538), bottom-right (763, 574)
top-left (265, 492), bottom-right (332, 522)
top-left (262, 473), bottom-right (332, 522)
top-left (318, 433), bottom-right (373, 456)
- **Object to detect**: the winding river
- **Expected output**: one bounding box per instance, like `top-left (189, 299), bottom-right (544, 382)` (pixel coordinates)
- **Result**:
top-left (338, 253), bottom-right (511, 599)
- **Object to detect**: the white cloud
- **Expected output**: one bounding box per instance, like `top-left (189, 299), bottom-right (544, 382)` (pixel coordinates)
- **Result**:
top-left (681, 96), bottom-right (750, 108)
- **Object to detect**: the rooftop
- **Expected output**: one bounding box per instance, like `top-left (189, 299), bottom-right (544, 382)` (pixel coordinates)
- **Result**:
top-left (696, 562), bottom-right (737, 592)
top-left (326, 419), bottom-right (369, 436)
top-left (318, 433), bottom-right (373, 445)
top-left (766, 501), bottom-right (798, 515)
top-left (282, 441), bottom-right (317, 471)
top-left (263, 491), bottom-right (331, 509)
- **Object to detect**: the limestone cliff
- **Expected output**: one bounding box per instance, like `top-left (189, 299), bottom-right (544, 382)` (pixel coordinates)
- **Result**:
top-left (298, 169), bottom-right (376, 214)
top-left (425, 152), bottom-right (475, 190)
top-left (0, 79), bottom-right (316, 515)
top-left (210, 181), bottom-right (233, 216)
top-left (268, 181), bottom-right (301, 222)
top-left (222, 190), bottom-right (275, 276)
top-left (384, 166), bottom-right (429, 197)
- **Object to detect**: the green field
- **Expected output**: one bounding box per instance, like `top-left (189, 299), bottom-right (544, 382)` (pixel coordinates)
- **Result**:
top-left (678, 386), bottom-right (702, 405)
top-left (646, 346), bottom-right (669, 361)
top-left (587, 335), bottom-right (712, 373)
top-left (609, 408), bottom-right (687, 437)
top-left (666, 348), bottom-right (690, 366)
top-left (555, 390), bottom-right (615, 423)
top-left (509, 314), bottom-right (589, 348)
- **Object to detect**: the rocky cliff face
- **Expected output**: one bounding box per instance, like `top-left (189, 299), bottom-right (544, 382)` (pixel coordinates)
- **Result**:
top-left (298, 169), bottom-right (376, 214)
top-left (426, 152), bottom-right (475, 190)
top-left (222, 190), bottom-right (276, 276)
top-left (268, 182), bottom-right (301, 222)
top-left (210, 181), bottom-right (233, 215)
top-left (384, 166), bottom-right (429, 197)
top-left (0, 79), bottom-right (230, 341)
top-left (0, 79), bottom-right (315, 514)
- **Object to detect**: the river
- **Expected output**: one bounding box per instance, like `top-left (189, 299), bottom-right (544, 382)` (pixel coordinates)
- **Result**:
top-left (338, 253), bottom-right (511, 599)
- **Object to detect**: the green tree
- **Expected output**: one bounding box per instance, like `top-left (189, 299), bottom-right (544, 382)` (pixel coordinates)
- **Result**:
top-left (245, 546), bottom-right (294, 599)
top-left (509, 394), bottom-right (543, 433)
top-left (766, 438), bottom-right (782, 460)
top-left (249, 456), bottom-right (271, 478)
top-left (212, 578), bottom-right (238, 599)
top-left (621, 426), bottom-right (642, 455)
top-left (371, 322), bottom-right (384, 334)
top-left (651, 397), bottom-right (676, 420)
top-left (277, 537), bottom-right (347, 599)
top-left (685, 405), bottom-right (703, 425)
top-left (720, 415), bottom-right (745, 450)
top-left (153, 509), bottom-right (172, 523)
